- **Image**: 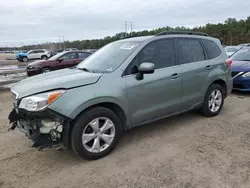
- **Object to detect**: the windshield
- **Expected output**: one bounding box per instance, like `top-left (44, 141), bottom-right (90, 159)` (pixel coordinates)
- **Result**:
top-left (77, 40), bottom-right (141, 73)
top-left (48, 52), bottom-right (65, 60)
top-left (231, 49), bottom-right (250, 61)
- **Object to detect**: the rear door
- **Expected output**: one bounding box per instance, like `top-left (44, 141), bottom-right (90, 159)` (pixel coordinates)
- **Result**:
top-left (177, 38), bottom-right (207, 111)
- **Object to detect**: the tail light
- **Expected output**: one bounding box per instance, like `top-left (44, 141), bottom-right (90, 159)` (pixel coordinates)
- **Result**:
top-left (226, 58), bottom-right (232, 67)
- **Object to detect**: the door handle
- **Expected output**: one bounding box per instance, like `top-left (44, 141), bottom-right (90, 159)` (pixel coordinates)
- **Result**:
top-left (170, 73), bottom-right (180, 80)
top-left (205, 65), bottom-right (212, 71)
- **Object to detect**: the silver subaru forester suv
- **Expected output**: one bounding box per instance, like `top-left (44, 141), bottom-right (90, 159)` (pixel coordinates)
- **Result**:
top-left (9, 31), bottom-right (232, 160)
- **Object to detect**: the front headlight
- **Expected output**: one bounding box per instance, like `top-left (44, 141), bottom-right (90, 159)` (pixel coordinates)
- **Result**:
top-left (242, 72), bottom-right (250, 77)
top-left (19, 90), bottom-right (65, 111)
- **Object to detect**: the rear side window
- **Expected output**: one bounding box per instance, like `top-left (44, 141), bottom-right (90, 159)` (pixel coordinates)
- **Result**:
top-left (202, 39), bottom-right (222, 59)
top-left (178, 38), bottom-right (205, 64)
top-left (79, 52), bottom-right (90, 59)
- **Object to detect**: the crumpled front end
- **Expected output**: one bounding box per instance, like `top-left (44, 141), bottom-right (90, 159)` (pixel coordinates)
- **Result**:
top-left (8, 89), bottom-right (70, 150)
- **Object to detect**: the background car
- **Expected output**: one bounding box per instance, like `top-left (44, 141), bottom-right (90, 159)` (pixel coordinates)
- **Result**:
top-left (16, 49), bottom-right (51, 62)
top-left (64, 48), bottom-right (78, 51)
top-left (238, 43), bottom-right (250, 47)
top-left (231, 47), bottom-right (250, 91)
top-left (224, 45), bottom-right (240, 57)
top-left (26, 50), bottom-right (91, 76)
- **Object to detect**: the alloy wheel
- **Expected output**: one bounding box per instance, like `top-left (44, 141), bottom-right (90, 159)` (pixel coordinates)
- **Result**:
top-left (208, 89), bottom-right (222, 113)
top-left (82, 117), bottom-right (115, 153)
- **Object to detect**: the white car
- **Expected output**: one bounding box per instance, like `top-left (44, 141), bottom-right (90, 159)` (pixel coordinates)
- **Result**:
top-left (17, 49), bottom-right (51, 62)
top-left (224, 46), bottom-right (240, 57)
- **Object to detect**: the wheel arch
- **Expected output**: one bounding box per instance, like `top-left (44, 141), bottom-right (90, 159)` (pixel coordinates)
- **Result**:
top-left (208, 78), bottom-right (227, 96)
top-left (69, 98), bottom-right (128, 131)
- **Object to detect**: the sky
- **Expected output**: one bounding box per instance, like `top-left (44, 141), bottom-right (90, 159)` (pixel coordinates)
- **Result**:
top-left (0, 0), bottom-right (250, 46)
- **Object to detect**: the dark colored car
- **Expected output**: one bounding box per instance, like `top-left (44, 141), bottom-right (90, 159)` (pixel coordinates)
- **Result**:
top-left (26, 51), bottom-right (91, 76)
top-left (231, 47), bottom-right (250, 91)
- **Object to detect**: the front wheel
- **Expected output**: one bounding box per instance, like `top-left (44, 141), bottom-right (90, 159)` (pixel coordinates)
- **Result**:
top-left (41, 68), bottom-right (52, 73)
top-left (41, 55), bottom-right (48, 60)
top-left (71, 107), bottom-right (122, 160)
top-left (22, 57), bottom-right (28, 62)
top-left (200, 84), bottom-right (225, 117)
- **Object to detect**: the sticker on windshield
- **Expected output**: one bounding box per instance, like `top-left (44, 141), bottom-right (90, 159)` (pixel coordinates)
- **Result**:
top-left (120, 43), bottom-right (138, 50)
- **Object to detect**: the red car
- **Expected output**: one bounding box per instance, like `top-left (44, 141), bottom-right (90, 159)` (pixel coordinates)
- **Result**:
top-left (26, 51), bottom-right (91, 76)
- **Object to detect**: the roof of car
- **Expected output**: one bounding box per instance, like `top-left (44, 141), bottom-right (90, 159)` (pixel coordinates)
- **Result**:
top-left (119, 31), bottom-right (217, 43)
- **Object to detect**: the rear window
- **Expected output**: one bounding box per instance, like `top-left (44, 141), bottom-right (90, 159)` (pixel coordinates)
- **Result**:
top-left (202, 39), bottom-right (222, 59)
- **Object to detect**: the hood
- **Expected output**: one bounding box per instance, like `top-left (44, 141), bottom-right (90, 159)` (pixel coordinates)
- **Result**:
top-left (232, 60), bottom-right (250, 72)
top-left (28, 60), bottom-right (49, 66)
top-left (11, 68), bottom-right (102, 98)
top-left (16, 52), bottom-right (27, 57)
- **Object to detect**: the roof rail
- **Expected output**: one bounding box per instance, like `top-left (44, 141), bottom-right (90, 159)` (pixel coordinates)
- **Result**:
top-left (155, 31), bottom-right (209, 37)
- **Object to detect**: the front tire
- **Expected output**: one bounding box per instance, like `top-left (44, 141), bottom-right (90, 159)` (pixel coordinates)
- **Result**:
top-left (200, 84), bottom-right (225, 117)
top-left (41, 68), bottom-right (52, 73)
top-left (71, 107), bottom-right (122, 160)
top-left (22, 57), bottom-right (28, 62)
top-left (41, 55), bottom-right (48, 60)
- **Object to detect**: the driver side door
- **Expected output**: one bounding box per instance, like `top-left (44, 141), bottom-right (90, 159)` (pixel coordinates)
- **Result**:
top-left (56, 52), bottom-right (78, 70)
top-left (124, 39), bottom-right (182, 126)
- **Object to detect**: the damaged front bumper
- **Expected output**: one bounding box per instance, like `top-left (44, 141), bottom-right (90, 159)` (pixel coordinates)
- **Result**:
top-left (8, 107), bottom-right (71, 150)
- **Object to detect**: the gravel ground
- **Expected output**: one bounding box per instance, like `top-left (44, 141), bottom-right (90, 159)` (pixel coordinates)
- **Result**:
top-left (0, 91), bottom-right (250, 188)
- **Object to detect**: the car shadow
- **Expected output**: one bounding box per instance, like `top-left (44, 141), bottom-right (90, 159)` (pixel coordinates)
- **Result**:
top-left (231, 90), bottom-right (250, 98)
top-left (117, 111), bottom-right (202, 151)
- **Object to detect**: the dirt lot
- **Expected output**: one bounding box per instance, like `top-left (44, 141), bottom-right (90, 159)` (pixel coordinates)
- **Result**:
top-left (0, 91), bottom-right (250, 188)
top-left (0, 54), bottom-right (20, 66)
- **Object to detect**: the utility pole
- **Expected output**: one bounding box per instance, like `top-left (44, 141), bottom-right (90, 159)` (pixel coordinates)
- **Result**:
top-left (129, 22), bottom-right (133, 36)
top-left (59, 36), bottom-right (61, 49)
top-left (124, 21), bottom-right (128, 37)
top-left (62, 36), bottom-right (65, 50)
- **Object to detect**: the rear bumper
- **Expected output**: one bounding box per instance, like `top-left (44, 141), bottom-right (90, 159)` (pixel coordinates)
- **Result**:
top-left (227, 77), bottom-right (233, 97)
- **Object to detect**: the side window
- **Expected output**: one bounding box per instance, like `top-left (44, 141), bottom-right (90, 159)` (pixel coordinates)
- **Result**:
top-left (128, 39), bottom-right (175, 74)
top-left (78, 52), bottom-right (90, 59)
top-left (61, 52), bottom-right (77, 60)
top-left (36, 50), bottom-right (43, 53)
top-left (202, 39), bottom-right (222, 59)
top-left (178, 38), bottom-right (205, 64)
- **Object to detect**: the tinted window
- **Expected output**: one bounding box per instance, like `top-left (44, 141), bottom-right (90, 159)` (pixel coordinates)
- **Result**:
top-left (79, 52), bottom-right (90, 59)
top-left (128, 39), bottom-right (175, 73)
top-left (178, 38), bottom-right (205, 64)
top-left (61, 52), bottom-right (77, 60)
top-left (202, 39), bottom-right (221, 59)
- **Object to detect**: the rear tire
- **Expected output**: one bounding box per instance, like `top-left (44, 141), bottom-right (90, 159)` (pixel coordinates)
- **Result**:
top-left (200, 84), bottom-right (225, 117)
top-left (71, 107), bottom-right (122, 160)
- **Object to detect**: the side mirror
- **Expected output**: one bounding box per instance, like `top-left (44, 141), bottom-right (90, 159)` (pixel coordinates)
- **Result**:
top-left (136, 62), bottom-right (155, 80)
top-left (58, 58), bottom-right (63, 62)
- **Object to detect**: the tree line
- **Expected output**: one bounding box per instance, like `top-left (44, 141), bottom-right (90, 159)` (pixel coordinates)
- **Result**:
top-left (1, 16), bottom-right (250, 52)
